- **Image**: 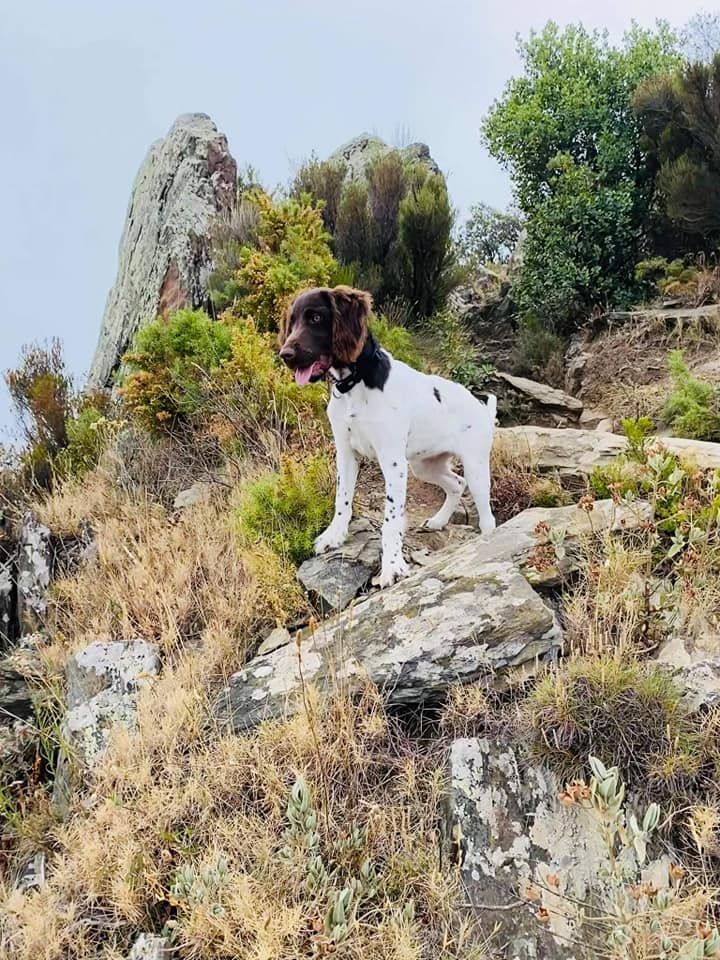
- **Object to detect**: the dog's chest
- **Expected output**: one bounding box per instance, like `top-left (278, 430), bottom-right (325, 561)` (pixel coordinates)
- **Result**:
top-left (346, 416), bottom-right (376, 458)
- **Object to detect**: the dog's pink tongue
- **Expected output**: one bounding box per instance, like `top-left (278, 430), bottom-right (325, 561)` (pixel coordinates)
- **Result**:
top-left (294, 366), bottom-right (314, 386)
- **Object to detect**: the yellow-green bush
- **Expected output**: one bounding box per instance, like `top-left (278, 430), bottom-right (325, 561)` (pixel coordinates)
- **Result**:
top-left (210, 191), bottom-right (336, 331)
top-left (234, 454), bottom-right (334, 564)
top-left (211, 318), bottom-right (328, 454)
top-left (369, 315), bottom-right (423, 369)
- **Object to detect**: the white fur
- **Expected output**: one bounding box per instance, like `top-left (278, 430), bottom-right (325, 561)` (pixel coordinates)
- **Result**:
top-left (314, 351), bottom-right (497, 587)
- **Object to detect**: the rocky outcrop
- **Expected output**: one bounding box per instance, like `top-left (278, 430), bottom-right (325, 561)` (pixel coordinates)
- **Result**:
top-left (216, 556), bottom-right (559, 731)
top-left (16, 513), bottom-right (53, 634)
top-left (329, 134), bottom-right (441, 182)
top-left (63, 639), bottom-right (160, 767)
top-left (446, 737), bottom-right (672, 960)
top-left (0, 538), bottom-right (15, 645)
top-left (448, 278), bottom-right (517, 371)
top-left (89, 113), bottom-right (237, 388)
top-left (216, 499), bottom-right (654, 730)
top-left (496, 426), bottom-right (720, 475)
top-left (491, 371), bottom-right (583, 427)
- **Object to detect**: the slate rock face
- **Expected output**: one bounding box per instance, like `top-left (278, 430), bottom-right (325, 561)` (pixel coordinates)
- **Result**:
top-left (89, 113), bottom-right (237, 387)
top-left (16, 513), bottom-right (53, 634)
top-left (215, 554), bottom-right (561, 731)
top-left (64, 639), bottom-right (160, 767)
top-left (296, 519), bottom-right (381, 612)
top-left (446, 737), bottom-right (673, 960)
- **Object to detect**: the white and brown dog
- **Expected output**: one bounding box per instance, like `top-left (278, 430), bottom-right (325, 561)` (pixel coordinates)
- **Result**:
top-left (279, 285), bottom-right (496, 587)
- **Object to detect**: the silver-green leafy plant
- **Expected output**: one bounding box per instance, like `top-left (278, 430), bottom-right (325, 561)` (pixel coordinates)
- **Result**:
top-left (587, 756), bottom-right (719, 960)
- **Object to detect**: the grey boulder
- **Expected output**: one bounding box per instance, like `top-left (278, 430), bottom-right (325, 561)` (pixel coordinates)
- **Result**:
top-left (446, 737), bottom-right (673, 960)
top-left (215, 555), bottom-right (561, 731)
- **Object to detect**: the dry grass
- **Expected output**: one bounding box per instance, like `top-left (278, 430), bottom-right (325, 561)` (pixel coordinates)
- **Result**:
top-left (1, 684), bottom-right (483, 960)
top-left (35, 458), bottom-right (305, 661)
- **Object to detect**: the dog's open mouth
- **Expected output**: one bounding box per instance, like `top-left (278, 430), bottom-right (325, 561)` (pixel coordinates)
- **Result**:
top-left (294, 355), bottom-right (331, 386)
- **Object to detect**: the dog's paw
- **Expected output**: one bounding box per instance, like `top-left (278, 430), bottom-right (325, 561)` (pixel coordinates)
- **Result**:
top-left (422, 515), bottom-right (448, 532)
top-left (314, 527), bottom-right (347, 555)
top-left (374, 556), bottom-right (410, 589)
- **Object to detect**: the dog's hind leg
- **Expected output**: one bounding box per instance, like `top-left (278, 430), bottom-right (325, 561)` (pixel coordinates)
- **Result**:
top-left (462, 449), bottom-right (495, 536)
top-left (411, 454), bottom-right (467, 531)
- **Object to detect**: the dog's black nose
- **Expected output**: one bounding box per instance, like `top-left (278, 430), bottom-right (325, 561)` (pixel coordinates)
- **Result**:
top-left (279, 345), bottom-right (296, 366)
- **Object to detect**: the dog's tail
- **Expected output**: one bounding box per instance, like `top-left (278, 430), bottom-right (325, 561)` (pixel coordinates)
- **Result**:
top-left (485, 392), bottom-right (497, 429)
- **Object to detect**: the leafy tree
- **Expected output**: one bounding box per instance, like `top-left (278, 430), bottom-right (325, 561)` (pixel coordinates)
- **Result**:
top-left (458, 203), bottom-right (524, 265)
top-left (634, 54), bottom-right (720, 242)
top-left (482, 22), bottom-right (680, 329)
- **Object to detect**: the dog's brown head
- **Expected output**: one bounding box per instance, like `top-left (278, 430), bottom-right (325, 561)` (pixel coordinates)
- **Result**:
top-left (279, 285), bottom-right (372, 385)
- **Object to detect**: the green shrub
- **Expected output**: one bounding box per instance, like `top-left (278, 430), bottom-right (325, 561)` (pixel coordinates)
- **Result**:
top-left (421, 310), bottom-right (489, 387)
top-left (663, 350), bottom-right (720, 440)
top-left (55, 398), bottom-right (115, 480)
top-left (291, 155), bottom-right (347, 235)
top-left (209, 191), bottom-right (336, 329)
top-left (297, 151), bottom-right (457, 320)
top-left (369, 316), bottom-right (423, 369)
top-left (234, 454), bottom-right (333, 564)
top-left (511, 315), bottom-right (566, 385)
top-left (397, 169), bottom-right (457, 318)
top-left (212, 319), bottom-right (327, 453)
top-left (121, 309), bottom-right (233, 431)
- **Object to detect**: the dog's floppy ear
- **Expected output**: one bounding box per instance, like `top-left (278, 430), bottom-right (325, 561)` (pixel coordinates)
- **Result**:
top-left (330, 285), bottom-right (372, 365)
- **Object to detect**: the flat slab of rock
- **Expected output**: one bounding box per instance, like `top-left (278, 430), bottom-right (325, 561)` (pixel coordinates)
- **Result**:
top-left (446, 737), bottom-right (672, 960)
top-left (496, 371), bottom-right (583, 414)
top-left (296, 519), bottom-right (380, 612)
top-left (450, 499), bottom-right (651, 588)
top-left (496, 426), bottom-right (720, 474)
top-left (16, 513), bottom-right (53, 632)
top-left (215, 556), bottom-right (561, 731)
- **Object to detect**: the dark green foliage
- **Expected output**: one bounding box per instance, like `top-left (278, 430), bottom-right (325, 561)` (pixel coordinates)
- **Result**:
top-left (294, 151), bottom-right (456, 320)
top-left (291, 155), bottom-right (347, 235)
top-left (397, 169), bottom-right (457, 318)
top-left (54, 396), bottom-right (114, 481)
top-left (482, 21), bottom-right (680, 329)
top-left (234, 454), bottom-right (333, 565)
top-left (664, 349), bottom-right (720, 440)
top-left (335, 181), bottom-right (375, 270)
top-left (458, 203), bottom-right (524, 265)
top-left (634, 54), bottom-right (720, 243)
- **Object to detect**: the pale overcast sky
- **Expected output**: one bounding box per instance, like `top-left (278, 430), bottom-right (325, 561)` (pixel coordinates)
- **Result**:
top-left (0, 0), bottom-right (709, 435)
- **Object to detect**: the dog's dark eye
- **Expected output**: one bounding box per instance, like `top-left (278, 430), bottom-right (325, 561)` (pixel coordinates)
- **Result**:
top-left (309, 312), bottom-right (323, 325)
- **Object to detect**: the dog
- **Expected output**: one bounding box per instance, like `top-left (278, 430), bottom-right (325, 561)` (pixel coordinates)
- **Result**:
top-left (279, 285), bottom-right (496, 588)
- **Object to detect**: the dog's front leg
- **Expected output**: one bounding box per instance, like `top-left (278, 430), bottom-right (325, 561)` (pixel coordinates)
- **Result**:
top-left (376, 447), bottom-right (410, 588)
top-left (314, 435), bottom-right (358, 554)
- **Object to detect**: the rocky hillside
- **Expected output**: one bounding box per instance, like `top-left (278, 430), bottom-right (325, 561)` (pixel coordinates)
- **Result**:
top-left (3, 98), bottom-right (720, 960)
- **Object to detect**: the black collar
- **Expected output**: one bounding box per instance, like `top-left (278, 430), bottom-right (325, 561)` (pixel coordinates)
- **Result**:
top-left (329, 334), bottom-right (385, 395)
